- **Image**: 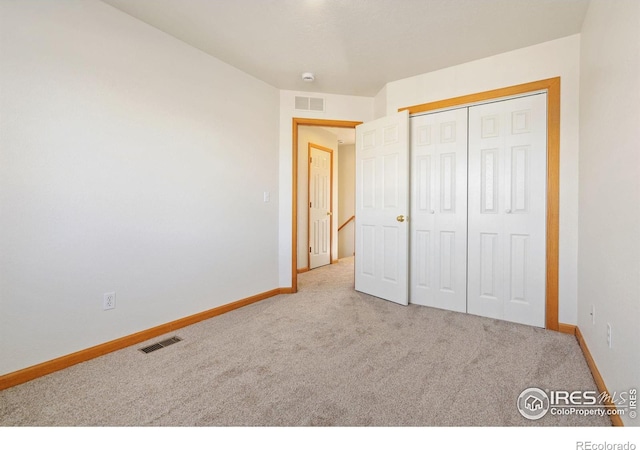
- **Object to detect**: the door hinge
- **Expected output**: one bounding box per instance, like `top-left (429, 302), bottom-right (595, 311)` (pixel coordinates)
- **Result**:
top-left (310, 202), bottom-right (312, 208)
top-left (310, 157), bottom-right (312, 163)
top-left (310, 246), bottom-right (312, 253)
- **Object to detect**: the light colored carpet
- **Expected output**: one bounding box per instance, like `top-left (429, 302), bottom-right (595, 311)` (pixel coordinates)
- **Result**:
top-left (0, 257), bottom-right (610, 426)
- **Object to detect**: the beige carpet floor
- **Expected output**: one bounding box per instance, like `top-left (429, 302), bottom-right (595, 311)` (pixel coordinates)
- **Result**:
top-left (0, 257), bottom-right (610, 426)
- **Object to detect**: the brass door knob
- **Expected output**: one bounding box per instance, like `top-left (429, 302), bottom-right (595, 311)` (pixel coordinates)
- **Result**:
top-left (327, 211), bottom-right (332, 216)
top-left (396, 215), bottom-right (406, 222)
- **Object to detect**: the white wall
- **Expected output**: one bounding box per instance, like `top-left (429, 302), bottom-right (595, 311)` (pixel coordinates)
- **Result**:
top-left (338, 144), bottom-right (356, 259)
top-left (578, 0), bottom-right (640, 427)
top-left (0, 0), bottom-right (280, 375)
top-left (297, 127), bottom-right (339, 269)
top-left (373, 85), bottom-right (387, 120)
top-left (378, 35), bottom-right (582, 325)
top-left (278, 91), bottom-right (374, 286)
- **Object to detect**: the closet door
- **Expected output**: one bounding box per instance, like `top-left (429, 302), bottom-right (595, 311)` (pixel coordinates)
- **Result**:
top-left (409, 108), bottom-right (468, 312)
top-left (467, 93), bottom-right (547, 327)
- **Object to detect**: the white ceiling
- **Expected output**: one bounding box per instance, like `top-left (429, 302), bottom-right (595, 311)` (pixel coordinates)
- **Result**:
top-left (100, 0), bottom-right (590, 97)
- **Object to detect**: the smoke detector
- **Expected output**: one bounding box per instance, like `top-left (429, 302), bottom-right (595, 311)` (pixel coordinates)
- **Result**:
top-left (301, 72), bottom-right (315, 82)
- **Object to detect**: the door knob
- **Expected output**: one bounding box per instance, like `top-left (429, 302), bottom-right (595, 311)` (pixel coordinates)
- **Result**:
top-left (396, 215), bottom-right (406, 222)
top-left (327, 211), bottom-right (332, 216)
top-left (430, 210), bottom-right (435, 214)
top-left (505, 209), bottom-right (512, 214)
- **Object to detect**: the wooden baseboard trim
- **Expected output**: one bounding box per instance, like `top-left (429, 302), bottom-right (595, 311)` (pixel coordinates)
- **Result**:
top-left (574, 326), bottom-right (624, 426)
top-left (558, 323), bottom-right (577, 335)
top-left (297, 267), bottom-right (310, 274)
top-left (0, 287), bottom-right (288, 391)
top-left (1, 303), bottom-right (623, 428)
top-left (278, 287), bottom-right (295, 294)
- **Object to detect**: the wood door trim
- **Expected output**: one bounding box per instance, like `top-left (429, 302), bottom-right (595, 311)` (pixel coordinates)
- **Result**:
top-left (308, 143), bottom-right (334, 270)
top-left (400, 77), bottom-right (561, 331)
top-left (292, 119), bottom-right (362, 292)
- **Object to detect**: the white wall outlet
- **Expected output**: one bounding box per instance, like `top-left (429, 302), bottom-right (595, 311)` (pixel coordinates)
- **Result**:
top-left (103, 292), bottom-right (116, 310)
top-left (606, 323), bottom-right (612, 348)
top-left (263, 191), bottom-right (270, 202)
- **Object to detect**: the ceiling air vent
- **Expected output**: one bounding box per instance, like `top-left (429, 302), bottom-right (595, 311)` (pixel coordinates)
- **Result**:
top-left (139, 336), bottom-right (183, 354)
top-left (295, 96), bottom-right (325, 112)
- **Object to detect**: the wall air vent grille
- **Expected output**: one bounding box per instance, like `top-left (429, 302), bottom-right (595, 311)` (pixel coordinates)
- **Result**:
top-left (295, 96), bottom-right (325, 112)
top-left (309, 97), bottom-right (325, 112)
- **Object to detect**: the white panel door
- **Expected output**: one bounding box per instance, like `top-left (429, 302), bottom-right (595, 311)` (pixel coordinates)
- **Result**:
top-left (467, 93), bottom-right (547, 327)
top-left (355, 110), bottom-right (410, 305)
top-left (309, 145), bottom-right (332, 269)
top-left (410, 108), bottom-right (468, 312)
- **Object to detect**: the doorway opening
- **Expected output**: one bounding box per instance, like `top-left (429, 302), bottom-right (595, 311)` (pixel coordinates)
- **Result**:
top-left (291, 119), bottom-right (361, 292)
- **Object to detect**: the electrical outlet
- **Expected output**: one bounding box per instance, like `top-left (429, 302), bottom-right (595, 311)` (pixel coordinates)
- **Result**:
top-left (103, 292), bottom-right (116, 310)
top-left (606, 323), bottom-right (612, 348)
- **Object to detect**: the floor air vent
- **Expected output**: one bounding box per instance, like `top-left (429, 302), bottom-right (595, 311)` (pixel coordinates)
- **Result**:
top-left (139, 336), bottom-right (183, 354)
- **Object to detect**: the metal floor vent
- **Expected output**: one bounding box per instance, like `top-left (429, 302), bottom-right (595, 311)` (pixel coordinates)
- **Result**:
top-left (139, 336), bottom-right (183, 354)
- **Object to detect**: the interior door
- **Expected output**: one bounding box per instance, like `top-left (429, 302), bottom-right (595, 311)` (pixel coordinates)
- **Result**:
top-left (409, 108), bottom-right (468, 312)
top-left (467, 93), bottom-right (547, 327)
top-left (355, 110), bottom-right (410, 305)
top-left (309, 144), bottom-right (332, 269)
